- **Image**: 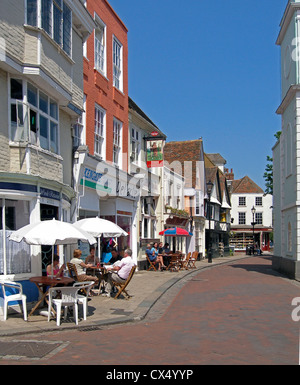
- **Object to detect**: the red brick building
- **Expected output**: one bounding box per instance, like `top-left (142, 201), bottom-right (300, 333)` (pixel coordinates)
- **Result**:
top-left (73, 0), bottom-right (137, 262)
top-left (84, 0), bottom-right (128, 168)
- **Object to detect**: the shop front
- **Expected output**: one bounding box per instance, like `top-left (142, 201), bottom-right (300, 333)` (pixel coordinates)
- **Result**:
top-left (0, 173), bottom-right (76, 307)
top-left (74, 154), bottom-right (139, 265)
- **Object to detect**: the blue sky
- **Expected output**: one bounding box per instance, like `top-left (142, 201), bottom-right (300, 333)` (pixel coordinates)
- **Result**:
top-left (109, 0), bottom-right (286, 189)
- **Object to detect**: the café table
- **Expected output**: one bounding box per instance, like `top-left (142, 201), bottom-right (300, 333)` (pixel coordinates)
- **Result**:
top-left (29, 276), bottom-right (74, 317)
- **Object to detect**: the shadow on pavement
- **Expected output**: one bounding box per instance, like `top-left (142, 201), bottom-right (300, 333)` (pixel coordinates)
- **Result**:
top-left (229, 256), bottom-right (285, 278)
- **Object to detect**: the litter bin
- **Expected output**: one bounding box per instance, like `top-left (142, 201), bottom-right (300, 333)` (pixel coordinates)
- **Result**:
top-left (246, 246), bottom-right (251, 255)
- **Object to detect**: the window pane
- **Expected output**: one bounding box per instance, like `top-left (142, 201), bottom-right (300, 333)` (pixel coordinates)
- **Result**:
top-left (50, 121), bottom-right (58, 153)
top-left (63, 3), bottom-right (71, 55)
top-left (27, 83), bottom-right (37, 106)
top-left (39, 91), bottom-right (48, 114)
top-left (27, 0), bottom-right (37, 26)
top-left (53, 2), bottom-right (62, 45)
top-left (50, 99), bottom-right (58, 119)
top-left (10, 79), bottom-right (23, 100)
top-left (41, 0), bottom-right (52, 34)
top-left (40, 115), bottom-right (49, 150)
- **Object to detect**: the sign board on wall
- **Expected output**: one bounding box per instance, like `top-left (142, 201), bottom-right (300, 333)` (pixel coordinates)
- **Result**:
top-left (146, 139), bottom-right (164, 168)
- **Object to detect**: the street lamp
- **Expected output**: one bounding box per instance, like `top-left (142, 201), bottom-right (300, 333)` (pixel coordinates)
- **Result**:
top-left (251, 205), bottom-right (256, 254)
top-left (206, 180), bottom-right (214, 263)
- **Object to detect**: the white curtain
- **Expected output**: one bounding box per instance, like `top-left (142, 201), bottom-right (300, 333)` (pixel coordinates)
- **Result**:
top-left (0, 230), bottom-right (31, 275)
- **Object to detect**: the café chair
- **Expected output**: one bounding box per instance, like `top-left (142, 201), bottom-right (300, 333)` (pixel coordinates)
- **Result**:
top-left (73, 281), bottom-right (94, 320)
top-left (187, 251), bottom-right (198, 269)
top-left (112, 265), bottom-right (136, 299)
top-left (48, 286), bottom-right (81, 326)
top-left (146, 254), bottom-right (157, 271)
top-left (0, 281), bottom-right (27, 321)
top-left (181, 252), bottom-right (191, 270)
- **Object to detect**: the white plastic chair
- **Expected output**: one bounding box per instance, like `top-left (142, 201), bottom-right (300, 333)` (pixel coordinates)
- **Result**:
top-left (0, 281), bottom-right (27, 321)
top-left (48, 286), bottom-right (80, 326)
top-left (73, 281), bottom-right (95, 321)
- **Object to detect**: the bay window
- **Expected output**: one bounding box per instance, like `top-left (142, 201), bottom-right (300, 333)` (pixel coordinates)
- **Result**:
top-left (26, 0), bottom-right (72, 56)
top-left (10, 78), bottom-right (59, 154)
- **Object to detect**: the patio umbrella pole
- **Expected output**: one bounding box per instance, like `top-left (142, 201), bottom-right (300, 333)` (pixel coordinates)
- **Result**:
top-left (51, 247), bottom-right (54, 278)
top-left (98, 237), bottom-right (101, 264)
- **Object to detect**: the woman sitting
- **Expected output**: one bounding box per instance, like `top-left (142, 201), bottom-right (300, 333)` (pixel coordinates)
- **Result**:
top-left (146, 243), bottom-right (166, 271)
top-left (46, 255), bottom-right (65, 278)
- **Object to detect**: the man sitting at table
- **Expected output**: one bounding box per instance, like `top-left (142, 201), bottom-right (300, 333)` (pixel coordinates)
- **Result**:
top-left (70, 249), bottom-right (99, 288)
top-left (101, 248), bottom-right (135, 297)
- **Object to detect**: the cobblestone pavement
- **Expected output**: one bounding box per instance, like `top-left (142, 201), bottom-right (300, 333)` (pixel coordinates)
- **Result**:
top-left (1, 254), bottom-right (300, 365)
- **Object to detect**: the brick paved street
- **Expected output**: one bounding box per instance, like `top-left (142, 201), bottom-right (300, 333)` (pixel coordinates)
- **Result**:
top-left (0, 255), bottom-right (299, 365)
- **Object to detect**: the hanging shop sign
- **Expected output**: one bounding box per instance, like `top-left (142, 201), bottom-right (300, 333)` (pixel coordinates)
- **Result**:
top-left (146, 139), bottom-right (164, 168)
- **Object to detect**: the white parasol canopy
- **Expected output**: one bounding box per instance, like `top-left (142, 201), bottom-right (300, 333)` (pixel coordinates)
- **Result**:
top-left (9, 219), bottom-right (96, 276)
top-left (74, 217), bottom-right (128, 263)
top-left (74, 217), bottom-right (128, 238)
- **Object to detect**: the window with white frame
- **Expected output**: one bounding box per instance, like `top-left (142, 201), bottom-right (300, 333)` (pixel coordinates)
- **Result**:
top-left (113, 37), bottom-right (122, 90)
top-left (255, 197), bottom-right (262, 206)
top-left (113, 118), bottom-right (122, 166)
top-left (94, 104), bottom-right (105, 157)
top-left (238, 212), bottom-right (246, 225)
top-left (26, 0), bottom-right (72, 56)
top-left (195, 191), bottom-right (201, 215)
top-left (239, 197), bottom-right (246, 206)
top-left (255, 212), bottom-right (263, 225)
top-left (130, 127), bottom-right (140, 164)
top-left (94, 17), bottom-right (106, 75)
top-left (10, 78), bottom-right (59, 154)
top-left (73, 94), bottom-right (86, 148)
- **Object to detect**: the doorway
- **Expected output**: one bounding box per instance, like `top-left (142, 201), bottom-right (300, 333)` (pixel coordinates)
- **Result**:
top-left (40, 204), bottom-right (58, 275)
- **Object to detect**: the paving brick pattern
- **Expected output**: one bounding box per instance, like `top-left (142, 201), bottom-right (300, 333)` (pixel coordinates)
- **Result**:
top-left (1, 255), bottom-right (299, 365)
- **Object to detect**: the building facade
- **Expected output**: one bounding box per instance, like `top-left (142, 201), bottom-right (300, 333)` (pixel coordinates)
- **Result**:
top-left (0, 0), bottom-right (95, 304)
top-left (128, 97), bottom-right (167, 268)
top-left (164, 140), bottom-right (206, 258)
top-left (72, 0), bottom-right (139, 263)
top-left (273, 0), bottom-right (300, 279)
top-left (227, 173), bottom-right (273, 253)
top-left (204, 154), bottom-right (231, 258)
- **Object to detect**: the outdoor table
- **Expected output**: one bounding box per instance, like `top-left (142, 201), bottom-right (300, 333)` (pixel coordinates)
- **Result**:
top-left (29, 276), bottom-right (74, 317)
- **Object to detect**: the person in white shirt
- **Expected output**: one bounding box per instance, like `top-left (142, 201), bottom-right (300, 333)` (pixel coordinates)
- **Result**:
top-left (102, 248), bottom-right (135, 297)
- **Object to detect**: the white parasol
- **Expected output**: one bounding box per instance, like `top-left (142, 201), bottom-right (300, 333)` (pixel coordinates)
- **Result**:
top-left (74, 217), bottom-right (128, 262)
top-left (9, 219), bottom-right (96, 277)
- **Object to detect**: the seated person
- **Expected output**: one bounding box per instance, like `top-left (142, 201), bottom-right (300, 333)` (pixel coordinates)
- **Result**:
top-left (110, 249), bottom-right (122, 264)
top-left (162, 242), bottom-right (171, 266)
top-left (146, 243), bottom-right (166, 271)
top-left (70, 249), bottom-right (99, 287)
top-left (46, 255), bottom-right (65, 278)
top-left (85, 246), bottom-right (100, 276)
top-left (85, 245), bottom-right (100, 265)
top-left (163, 243), bottom-right (170, 254)
top-left (102, 248), bottom-right (135, 297)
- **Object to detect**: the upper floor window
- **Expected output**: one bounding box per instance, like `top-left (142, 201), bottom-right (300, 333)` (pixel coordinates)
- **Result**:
top-left (130, 127), bottom-right (140, 164)
top-left (255, 212), bottom-right (263, 225)
top-left (26, 0), bottom-right (72, 56)
top-left (10, 78), bottom-right (59, 154)
top-left (255, 197), bottom-right (262, 206)
top-left (113, 118), bottom-right (122, 166)
top-left (239, 197), bottom-right (246, 206)
top-left (238, 212), bottom-right (246, 225)
top-left (94, 15), bottom-right (106, 76)
top-left (94, 104), bottom-right (106, 158)
top-left (113, 37), bottom-right (122, 91)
